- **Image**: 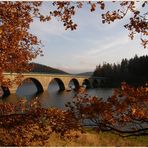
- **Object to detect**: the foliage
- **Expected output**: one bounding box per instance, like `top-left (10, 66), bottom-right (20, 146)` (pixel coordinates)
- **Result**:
top-left (51, 1), bottom-right (148, 48)
top-left (0, 2), bottom-right (43, 86)
top-left (66, 82), bottom-right (148, 137)
top-left (0, 83), bottom-right (148, 146)
top-left (0, 1), bottom-right (148, 86)
top-left (0, 98), bottom-right (83, 146)
top-left (93, 55), bottom-right (148, 87)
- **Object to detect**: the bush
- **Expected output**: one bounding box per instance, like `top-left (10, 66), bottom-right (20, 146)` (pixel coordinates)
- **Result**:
top-left (0, 98), bottom-right (83, 146)
top-left (66, 82), bottom-right (148, 137)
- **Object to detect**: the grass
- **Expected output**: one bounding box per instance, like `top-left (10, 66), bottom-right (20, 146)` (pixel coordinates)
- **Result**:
top-left (0, 127), bottom-right (147, 146)
top-left (44, 129), bottom-right (148, 147)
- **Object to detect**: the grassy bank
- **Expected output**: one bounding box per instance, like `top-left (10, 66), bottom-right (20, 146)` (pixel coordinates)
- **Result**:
top-left (35, 130), bottom-right (148, 146)
top-left (0, 126), bottom-right (148, 146)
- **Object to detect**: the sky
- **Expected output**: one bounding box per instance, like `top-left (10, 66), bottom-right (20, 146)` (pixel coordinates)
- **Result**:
top-left (30, 1), bottom-right (148, 74)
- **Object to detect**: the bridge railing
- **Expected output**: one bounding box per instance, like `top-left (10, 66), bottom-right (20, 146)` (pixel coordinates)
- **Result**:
top-left (3, 72), bottom-right (105, 79)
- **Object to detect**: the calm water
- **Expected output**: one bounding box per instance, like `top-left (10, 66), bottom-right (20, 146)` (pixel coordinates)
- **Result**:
top-left (0, 80), bottom-right (114, 109)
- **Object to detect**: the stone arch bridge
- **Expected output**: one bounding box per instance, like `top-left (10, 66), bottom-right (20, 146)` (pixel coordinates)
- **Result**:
top-left (1, 73), bottom-right (106, 97)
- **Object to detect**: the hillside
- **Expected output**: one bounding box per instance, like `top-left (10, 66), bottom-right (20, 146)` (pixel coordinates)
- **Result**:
top-left (76, 72), bottom-right (93, 76)
top-left (29, 63), bottom-right (69, 74)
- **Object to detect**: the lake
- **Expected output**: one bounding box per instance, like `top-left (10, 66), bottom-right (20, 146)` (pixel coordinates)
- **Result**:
top-left (0, 80), bottom-right (114, 109)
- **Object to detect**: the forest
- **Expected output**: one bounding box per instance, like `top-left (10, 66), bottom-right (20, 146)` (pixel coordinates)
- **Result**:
top-left (93, 55), bottom-right (148, 87)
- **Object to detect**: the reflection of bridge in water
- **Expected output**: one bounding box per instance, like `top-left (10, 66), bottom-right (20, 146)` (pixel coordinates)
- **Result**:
top-left (1, 73), bottom-right (106, 97)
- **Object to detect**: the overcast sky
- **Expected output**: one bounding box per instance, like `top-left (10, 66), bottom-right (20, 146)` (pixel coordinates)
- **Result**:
top-left (30, 1), bottom-right (148, 74)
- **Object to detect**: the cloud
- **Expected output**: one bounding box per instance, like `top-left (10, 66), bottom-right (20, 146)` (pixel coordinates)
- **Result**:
top-left (74, 34), bottom-right (129, 63)
top-left (88, 36), bottom-right (129, 55)
top-left (30, 19), bottom-right (66, 37)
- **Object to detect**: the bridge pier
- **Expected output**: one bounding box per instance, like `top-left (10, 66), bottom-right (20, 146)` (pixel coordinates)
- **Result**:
top-left (1, 87), bottom-right (10, 97)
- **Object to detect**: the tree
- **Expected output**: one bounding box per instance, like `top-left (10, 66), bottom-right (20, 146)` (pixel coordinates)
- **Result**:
top-left (49, 1), bottom-right (148, 47)
top-left (0, 2), bottom-right (43, 86)
top-left (0, 98), bottom-right (83, 146)
top-left (66, 82), bottom-right (148, 137)
top-left (93, 55), bottom-right (148, 86)
top-left (0, 1), bottom-right (147, 86)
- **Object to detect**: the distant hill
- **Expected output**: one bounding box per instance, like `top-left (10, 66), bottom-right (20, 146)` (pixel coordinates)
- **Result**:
top-left (76, 72), bottom-right (93, 76)
top-left (29, 63), bottom-right (69, 74)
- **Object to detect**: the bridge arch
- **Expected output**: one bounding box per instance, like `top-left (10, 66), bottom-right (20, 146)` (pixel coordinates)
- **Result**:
top-left (17, 78), bottom-right (44, 94)
top-left (49, 78), bottom-right (65, 91)
top-left (69, 78), bottom-right (80, 90)
top-left (82, 79), bottom-right (91, 88)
